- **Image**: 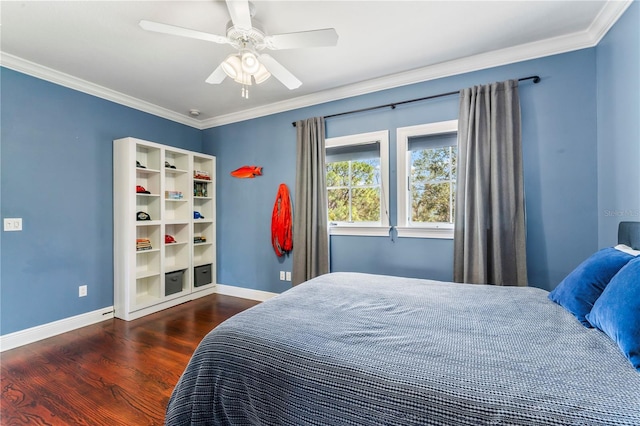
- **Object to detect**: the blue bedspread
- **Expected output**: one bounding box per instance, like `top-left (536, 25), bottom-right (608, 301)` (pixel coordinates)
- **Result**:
top-left (166, 272), bottom-right (640, 425)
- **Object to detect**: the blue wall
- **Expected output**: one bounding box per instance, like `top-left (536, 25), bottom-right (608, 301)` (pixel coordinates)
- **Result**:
top-left (0, 69), bottom-right (202, 334)
top-left (1, 4), bottom-right (637, 336)
top-left (596, 1), bottom-right (640, 247)
top-left (202, 114), bottom-right (297, 294)
top-left (204, 48), bottom-right (600, 293)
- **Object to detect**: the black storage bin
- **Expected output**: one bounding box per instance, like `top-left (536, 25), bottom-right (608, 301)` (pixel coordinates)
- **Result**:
top-left (194, 264), bottom-right (212, 287)
top-left (165, 269), bottom-right (185, 296)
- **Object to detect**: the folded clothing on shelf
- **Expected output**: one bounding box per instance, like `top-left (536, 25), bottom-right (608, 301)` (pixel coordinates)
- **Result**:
top-left (136, 238), bottom-right (152, 251)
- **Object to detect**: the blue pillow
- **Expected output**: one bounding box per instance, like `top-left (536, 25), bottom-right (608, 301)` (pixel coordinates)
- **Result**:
top-left (586, 257), bottom-right (640, 371)
top-left (548, 247), bottom-right (633, 327)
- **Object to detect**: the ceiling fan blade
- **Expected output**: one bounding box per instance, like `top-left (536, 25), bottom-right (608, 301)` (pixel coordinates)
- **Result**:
top-left (265, 28), bottom-right (338, 50)
top-left (139, 20), bottom-right (228, 44)
top-left (225, 0), bottom-right (252, 31)
top-left (259, 54), bottom-right (302, 90)
top-left (205, 64), bottom-right (227, 85)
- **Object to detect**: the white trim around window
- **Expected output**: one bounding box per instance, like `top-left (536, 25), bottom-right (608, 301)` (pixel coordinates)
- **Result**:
top-left (396, 120), bottom-right (458, 239)
top-left (326, 130), bottom-right (390, 236)
top-left (329, 226), bottom-right (392, 237)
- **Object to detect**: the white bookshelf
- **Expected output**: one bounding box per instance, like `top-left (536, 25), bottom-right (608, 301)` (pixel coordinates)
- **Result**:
top-left (113, 137), bottom-right (217, 320)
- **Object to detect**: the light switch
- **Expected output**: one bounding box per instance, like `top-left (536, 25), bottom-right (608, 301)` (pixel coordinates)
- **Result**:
top-left (3, 218), bottom-right (22, 231)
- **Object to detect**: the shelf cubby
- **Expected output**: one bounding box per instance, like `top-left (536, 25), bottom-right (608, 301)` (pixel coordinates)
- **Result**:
top-left (135, 250), bottom-right (160, 277)
top-left (165, 149), bottom-right (189, 172)
top-left (164, 199), bottom-right (190, 222)
top-left (193, 156), bottom-right (214, 182)
top-left (193, 197), bottom-right (213, 221)
top-left (136, 145), bottom-right (161, 170)
top-left (193, 244), bottom-right (215, 268)
top-left (193, 221), bottom-right (213, 244)
top-left (136, 275), bottom-right (161, 306)
top-left (165, 243), bottom-right (190, 273)
top-left (165, 222), bottom-right (189, 245)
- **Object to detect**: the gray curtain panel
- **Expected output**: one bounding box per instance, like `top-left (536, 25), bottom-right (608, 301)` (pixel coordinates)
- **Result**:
top-left (454, 80), bottom-right (528, 286)
top-left (292, 117), bottom-right (330, 285)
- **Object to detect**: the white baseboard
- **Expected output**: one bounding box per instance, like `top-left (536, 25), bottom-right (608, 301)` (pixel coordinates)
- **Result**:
top-left (215, 284), bottom-right (278, 302)
top-left (0, 285), bottom-right (275, 352)
top-left (0, 307), bottom-right (114, 352)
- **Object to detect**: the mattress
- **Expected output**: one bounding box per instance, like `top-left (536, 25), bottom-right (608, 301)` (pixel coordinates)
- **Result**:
top-left (166, 272), bottom-right (640, 425)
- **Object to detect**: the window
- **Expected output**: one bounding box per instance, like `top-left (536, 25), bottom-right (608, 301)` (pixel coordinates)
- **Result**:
top-left (396, 120), bottom-right (458, 239)
top-left (326, 130), bottom-right (389, 236)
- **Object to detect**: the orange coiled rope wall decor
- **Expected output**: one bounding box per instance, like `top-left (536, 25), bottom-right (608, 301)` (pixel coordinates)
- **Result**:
top-left (271, 183), bottom-right (293, 257)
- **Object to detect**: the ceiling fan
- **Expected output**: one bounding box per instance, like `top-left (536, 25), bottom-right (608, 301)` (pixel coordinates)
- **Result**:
top-left (139, 0), bottom-right (338, 98)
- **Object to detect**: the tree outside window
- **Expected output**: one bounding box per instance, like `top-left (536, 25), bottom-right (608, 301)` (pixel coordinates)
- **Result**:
top-left (410, 145), bottom-right (457, 224)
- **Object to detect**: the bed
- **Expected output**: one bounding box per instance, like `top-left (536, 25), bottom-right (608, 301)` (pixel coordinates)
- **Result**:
top-left (166, 222), bottom-right (640, 425)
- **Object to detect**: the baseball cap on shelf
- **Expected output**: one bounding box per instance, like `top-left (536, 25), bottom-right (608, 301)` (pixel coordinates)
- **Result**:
top-left (194, 211), bottom-right (205, 219)
top-left (136, 185), bottom-right (150, 194)
top-left (165, 234), bottom-right (176, 244)
top-left (136, 211), bottom-right (151, 221)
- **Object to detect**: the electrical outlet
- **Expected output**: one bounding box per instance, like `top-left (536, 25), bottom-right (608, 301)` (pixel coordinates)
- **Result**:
top-left (279, 271), bottom-right (285, 280)
top-left (79, 285), bottom-right (88, 297)
top-left (286, 271), bottom-right (291, 281)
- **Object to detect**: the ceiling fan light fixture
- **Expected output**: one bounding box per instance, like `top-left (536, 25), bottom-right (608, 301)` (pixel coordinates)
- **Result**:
top-left (253, 63), bottom-right (271, 84)
top-left (234, 71), bottom-right (252, 86)
top-left (221, 54), bottom-right (242, 79)
top-left (240, 49), bottom-right (260, 74)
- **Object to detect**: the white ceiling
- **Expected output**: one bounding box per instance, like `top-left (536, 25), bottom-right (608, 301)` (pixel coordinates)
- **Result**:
top-left (0, 1), bottom-right (631, 128)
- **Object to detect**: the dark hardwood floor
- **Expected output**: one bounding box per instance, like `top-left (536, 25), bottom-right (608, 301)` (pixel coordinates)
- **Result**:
top-left (1, 294), bottom-right (260, 425)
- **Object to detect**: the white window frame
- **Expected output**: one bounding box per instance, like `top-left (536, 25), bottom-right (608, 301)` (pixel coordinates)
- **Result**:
top-left (326, 130), bottom-right (390, 236)
top-left (396, 120), bottom-right (458, 239)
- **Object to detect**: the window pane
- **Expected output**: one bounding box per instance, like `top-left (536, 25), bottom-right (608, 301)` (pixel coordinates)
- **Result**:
top-left (326, 161), bottom-right (349, 187)
top-left (350, 159), bottom-right (380, 186)
top-left (328, 188), bottom-right (349, 222)
top-left (352, 187), bottom-right (380, 222)
top-left (411, 147), bottom-right (452, 182)
top-left (411, 182), bottom-right (451, 223)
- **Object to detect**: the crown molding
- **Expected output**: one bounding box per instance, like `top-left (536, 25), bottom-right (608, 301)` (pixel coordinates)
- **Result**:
top-left (0, 52), bottom-right (204, 129)
top-left (588, 0), bottom-right (633, 45)
top-left (1, 1), bottom-right (630, 130)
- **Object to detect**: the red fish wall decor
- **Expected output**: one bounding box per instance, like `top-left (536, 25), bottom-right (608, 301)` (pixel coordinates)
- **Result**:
top-left (230, 165), bottom-right (262, 179)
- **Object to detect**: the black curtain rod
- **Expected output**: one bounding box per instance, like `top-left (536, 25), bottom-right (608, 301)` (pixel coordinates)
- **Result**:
top-left (292, 75), bottom-right (540, 127)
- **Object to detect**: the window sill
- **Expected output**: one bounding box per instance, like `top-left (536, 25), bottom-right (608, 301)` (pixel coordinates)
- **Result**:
top-left (396, 226), bottom-right (454, 240)
top-left (329, 226), bottom-right (391, 237)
